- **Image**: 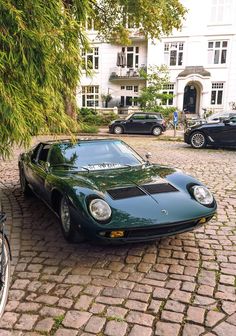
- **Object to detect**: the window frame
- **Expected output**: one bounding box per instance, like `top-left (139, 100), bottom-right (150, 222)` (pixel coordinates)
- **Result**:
top-left (82, 85), bottom-right (99, 107)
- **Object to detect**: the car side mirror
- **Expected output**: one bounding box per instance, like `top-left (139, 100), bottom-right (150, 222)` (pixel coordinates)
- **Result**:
top-left (129, 119), bottom-right (133, 122)
top-left (145, 152), bottom-right (152, 164)
top-left (38, 161), bottom-right (50, 172)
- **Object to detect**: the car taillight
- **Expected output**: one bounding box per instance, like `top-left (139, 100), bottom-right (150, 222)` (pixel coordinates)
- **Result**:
top-left (162, 120), bottom-right (166, 126)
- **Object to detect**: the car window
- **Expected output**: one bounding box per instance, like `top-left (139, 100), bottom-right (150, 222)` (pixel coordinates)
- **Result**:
top-left (147, 114), bottom-right (162, 120)
top-left (31, 144), bottom-right (42, 162)
top-left (37, 144), bottom-right (51, 162)
top-left (131, 114), bottom-right (147, 120)
top-left (229, 117), bottom-right (236, 125)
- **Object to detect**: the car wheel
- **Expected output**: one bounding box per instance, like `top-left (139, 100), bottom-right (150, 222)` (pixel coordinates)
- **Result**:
top-left (190, 132), bottom-right (206, 149)
top-left (19, 167), bottom-right (32, 196)
top-left (59, 195), bottom-right (85, 243)
top-left (152, 126), bottom-right (162, 136)
top-left (0, 237), bottom-right (11, 318)
top-left (113, 125), bottom-right (123, 134)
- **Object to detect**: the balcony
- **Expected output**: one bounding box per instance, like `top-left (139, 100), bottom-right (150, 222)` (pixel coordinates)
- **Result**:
top-left (109, 66), bottom-right (147, 82)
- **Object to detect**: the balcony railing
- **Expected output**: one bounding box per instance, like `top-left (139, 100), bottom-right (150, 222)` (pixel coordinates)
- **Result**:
top-left (109, 66), bottom-right (147, 81)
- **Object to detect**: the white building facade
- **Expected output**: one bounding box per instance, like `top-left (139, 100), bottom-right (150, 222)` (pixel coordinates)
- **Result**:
top-left (77, 0), bottom-right (236, 117)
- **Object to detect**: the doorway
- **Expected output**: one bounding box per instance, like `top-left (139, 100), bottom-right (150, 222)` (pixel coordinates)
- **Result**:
top-left (183, 84), bottom-right (197, 113)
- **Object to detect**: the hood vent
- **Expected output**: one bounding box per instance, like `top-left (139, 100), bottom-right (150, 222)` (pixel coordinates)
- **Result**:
top-left (107, 183), bottom-right (178, 200)
top-left (141, 183), bottom-right (178, 194)
top-left (107, 187), bottom-right (145, 200)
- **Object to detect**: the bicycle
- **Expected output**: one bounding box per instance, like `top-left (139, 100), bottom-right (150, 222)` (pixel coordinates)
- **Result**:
top-left (0, 212), bottom-right (11, 318)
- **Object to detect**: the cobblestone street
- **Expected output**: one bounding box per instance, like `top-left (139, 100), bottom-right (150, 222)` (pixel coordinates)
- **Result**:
top-left (0, 136), bottom-right (236, 335)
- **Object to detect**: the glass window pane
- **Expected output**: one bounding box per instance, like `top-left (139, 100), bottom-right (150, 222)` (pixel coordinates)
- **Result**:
top-left (215, 41), bottom-right (220, 48)
top-left (170, 50), bottom-right (177, 66)
top-left (217, 90), bottom-right (223, 104)
top-left (208, 42), bottom-right (214, 48)
top-left (211, 91), bottom-right (216, 104)
top-left (221, 49), bottom-right (227, 63)
top-left (214, 50), bottom-right (220, 64)
top-left (178, 52), bottom-right (183, 65)
top-left (127, 53), bottom-right (133, 68)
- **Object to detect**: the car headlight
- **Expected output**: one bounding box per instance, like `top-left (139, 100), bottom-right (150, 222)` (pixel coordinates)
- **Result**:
top-left (89, 199), bottom-right (112, 221)
top-left (192, 185), bottom-right (214, 205)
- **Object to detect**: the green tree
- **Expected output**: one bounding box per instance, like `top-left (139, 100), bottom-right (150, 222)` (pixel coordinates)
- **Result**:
top-left (137, 65), bottom-right (176, 118)
top-left (0, 0), bottom-right (186, 157)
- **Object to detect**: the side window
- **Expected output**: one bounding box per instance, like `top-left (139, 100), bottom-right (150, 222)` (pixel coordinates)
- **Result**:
top-left (230, 117), bottom-right (236, 124)
top-left (49, 146), bottom-right (65, 166)
top-left (132, 114), bottom-right (146, 120)
top-left (38, 144), bottom-right (50, 162)
top-left (31, 144), bottom-right (42, 162)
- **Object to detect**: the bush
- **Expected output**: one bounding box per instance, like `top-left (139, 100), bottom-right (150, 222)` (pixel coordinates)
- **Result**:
top-left (77, 108), bottom-right (117, 126)
top-left (79, 123), bottom-right (99, 133)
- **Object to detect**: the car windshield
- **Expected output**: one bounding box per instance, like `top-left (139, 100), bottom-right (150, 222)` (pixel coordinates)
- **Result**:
top-left (49, 140), bottom-right (144, 171)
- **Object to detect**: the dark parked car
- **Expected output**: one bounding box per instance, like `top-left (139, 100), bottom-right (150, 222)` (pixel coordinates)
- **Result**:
top-left (19, 139), bottom-right (216, 244)
top-left (184, 116), bottom-right (236, 148)
top-left (109, 112), bottom-right (166, 136)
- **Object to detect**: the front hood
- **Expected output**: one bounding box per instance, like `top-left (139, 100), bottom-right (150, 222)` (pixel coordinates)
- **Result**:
top-left (53, 165), bottom-right (216, 227)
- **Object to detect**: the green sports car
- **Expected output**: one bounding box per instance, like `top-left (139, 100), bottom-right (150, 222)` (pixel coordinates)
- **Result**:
top-left (18, 139), bottom-right (216, 243)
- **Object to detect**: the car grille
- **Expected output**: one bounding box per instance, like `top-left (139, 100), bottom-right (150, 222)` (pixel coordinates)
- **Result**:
top-left (107, 183), bottom-right (178, 200)
top-left (126, 220), bottom-right (199, 238)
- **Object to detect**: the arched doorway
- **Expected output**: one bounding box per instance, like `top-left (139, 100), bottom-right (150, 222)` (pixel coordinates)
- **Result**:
top-left (183, 84), bottom-right (197, 113)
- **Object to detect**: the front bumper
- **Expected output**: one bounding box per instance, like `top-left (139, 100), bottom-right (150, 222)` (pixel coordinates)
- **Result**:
top-left (92, 214), bottom-right (215, 244)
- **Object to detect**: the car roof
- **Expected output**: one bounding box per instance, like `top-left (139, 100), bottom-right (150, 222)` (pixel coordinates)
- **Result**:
top-left (41, 138), bottom-right (123, 146)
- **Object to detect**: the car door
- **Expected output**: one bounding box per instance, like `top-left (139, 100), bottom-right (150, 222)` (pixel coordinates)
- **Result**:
top-left (219, 117), bottom-right (236, 145)
top-left (125, 113), bottom-right (149, 133)
top-left (29, 144), bottom-right (51, 200)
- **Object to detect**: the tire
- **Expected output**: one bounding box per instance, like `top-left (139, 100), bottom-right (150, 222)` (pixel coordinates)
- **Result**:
top-left (59, 195), bottom-right (85, 243)
top-left (0, 237), bottom-right (11, 318)
top-left (190, 132), bottom-right (206, 149)
top-left (19, 167), bottom-right (32, 196)
top-left (113, 125), bottom-right (123, 134)
top-left (152, 126), bottom-right (162, 136)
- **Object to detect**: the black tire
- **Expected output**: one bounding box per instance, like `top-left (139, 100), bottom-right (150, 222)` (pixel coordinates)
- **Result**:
top-left (19, 167), bottom-right (33, 196)
top-left (0, 236), bottom-right (11, 318)
top-left (152, 126), bottom-right (162, 136)
top-left (190, 132), bottom-right (206, 149)
top-left (59, 195), bottom-right (85, 243)
top-left (113, 125), bottom-right (124, 134)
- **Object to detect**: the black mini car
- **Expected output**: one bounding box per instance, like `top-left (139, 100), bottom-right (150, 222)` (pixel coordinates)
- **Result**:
top-left (184, 116), bottom-right (236, 148)
top-left (109, 112), bottom-right (166, 136)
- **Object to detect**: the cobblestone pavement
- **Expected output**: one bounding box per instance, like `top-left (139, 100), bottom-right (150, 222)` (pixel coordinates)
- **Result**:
top-left (0, 136), bottom-right (236, 336)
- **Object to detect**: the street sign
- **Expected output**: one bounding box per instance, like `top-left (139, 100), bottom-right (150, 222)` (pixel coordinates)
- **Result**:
top-left (173, 111), bottom-right (178, 125)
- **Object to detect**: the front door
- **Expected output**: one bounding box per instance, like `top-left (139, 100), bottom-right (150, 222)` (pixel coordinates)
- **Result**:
top-left (183, 85), bottom-right (197, 113)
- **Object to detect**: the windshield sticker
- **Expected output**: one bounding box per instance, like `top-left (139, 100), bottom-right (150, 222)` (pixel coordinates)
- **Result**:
top-left (86, 163), bottom-right (123, 170)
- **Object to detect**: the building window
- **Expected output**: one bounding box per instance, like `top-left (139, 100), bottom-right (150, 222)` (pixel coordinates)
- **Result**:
top-left (82, 86), bottom-right (99, 107)
top-left (122, 46), bottom-right (139, 68)
top-left (211, 82), bottom-right (224, 105)
top-left (82, 47), bottom-right (99, 70)
top-left (208, 41), bottom-right (228, 64)
top-left (162, 84), bottom-right (174, 106)
top-left (164, 42), bottom-right (184, 66)
top-left (210, 0), bottom-right (231, 23)
top-left (121, 86), bottom-right (125, 90)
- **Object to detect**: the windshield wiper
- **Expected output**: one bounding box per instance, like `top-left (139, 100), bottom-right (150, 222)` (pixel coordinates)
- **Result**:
top-left (51, 163), bottom-right (78, 168)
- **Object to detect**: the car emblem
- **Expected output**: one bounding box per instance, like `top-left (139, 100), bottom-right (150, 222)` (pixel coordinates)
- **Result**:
top-left (161, 209), bottom-right (168, 215)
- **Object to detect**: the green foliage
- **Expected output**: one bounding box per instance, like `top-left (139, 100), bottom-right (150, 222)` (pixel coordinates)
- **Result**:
top-left (93, 0), bottom-right (186, 45)
top-left (79, 123), bottom-right (99, 133)
top-left (0, 0), bottom-right (90, 158)
top-left (0, 0), bottom-right (186, 157)
top-left (137, 65), bottom-right (176, 120)
top-left (77, 108), bottom-right (117, 125)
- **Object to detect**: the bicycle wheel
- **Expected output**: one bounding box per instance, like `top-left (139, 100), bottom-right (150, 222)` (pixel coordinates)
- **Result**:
top-left (0, 236), bottom-right (11, 318)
